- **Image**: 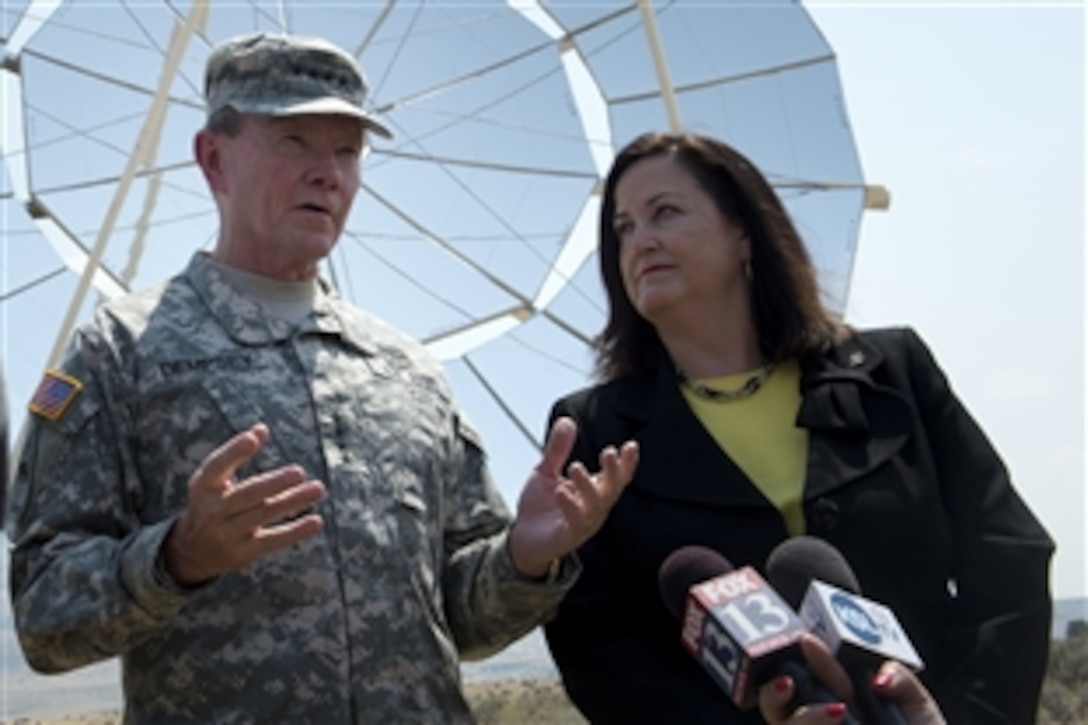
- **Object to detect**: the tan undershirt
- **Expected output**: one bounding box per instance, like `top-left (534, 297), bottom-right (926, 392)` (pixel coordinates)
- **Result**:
top-left (210, 257), bottom-right (317, 325)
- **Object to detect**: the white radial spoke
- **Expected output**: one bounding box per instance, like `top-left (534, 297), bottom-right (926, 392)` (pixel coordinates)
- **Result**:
top-left (534, 185), bottom-right (601, 312)
top-left (424, 306), bottom-right (531, 362)
top-left (3, 0), bottom-right (63, 57)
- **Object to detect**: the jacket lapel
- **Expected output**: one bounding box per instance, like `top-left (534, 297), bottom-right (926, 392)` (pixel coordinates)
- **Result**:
top-left (613, 360), bottom-right (770, 508)
top-left (605, 334), bottom-right (914, 507)
top-left (798, 335), bottom-right (913, 498)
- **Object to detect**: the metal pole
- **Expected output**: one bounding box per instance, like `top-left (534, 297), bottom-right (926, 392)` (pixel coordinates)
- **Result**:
top-left (637, 0), bottom-right (682, 133)
top-left (42, 1), bottom-right (210, 373)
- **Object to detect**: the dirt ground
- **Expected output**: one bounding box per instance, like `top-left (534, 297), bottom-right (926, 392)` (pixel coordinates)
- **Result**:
top-left (1, 677), bottom-right (586, 725)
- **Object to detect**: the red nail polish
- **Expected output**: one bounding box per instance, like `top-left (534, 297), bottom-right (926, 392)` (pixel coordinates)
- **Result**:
top-left (773, 675), bottom-right (791, 693)
top-left (872, 671), bottom-right (894, 689)
top-left (825, 702), bottom-right (846, 718)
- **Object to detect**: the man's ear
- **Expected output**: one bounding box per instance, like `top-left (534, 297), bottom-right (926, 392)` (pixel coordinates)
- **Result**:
top-left (194, 130), bottom-right (227, 196)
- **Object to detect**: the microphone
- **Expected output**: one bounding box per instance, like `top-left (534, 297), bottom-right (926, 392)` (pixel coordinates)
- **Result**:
top-left (766, 536), bottom-right (922, 725)
top-left (658, 546), bottom-right (857, 721)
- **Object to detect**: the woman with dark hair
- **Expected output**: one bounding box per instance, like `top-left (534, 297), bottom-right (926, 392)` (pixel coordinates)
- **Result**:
top-left (543, 131), bottom-right (1053, 724)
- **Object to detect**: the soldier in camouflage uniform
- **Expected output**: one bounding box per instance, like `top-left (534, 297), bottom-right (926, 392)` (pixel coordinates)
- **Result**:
top-left (7, 33), bottom-right (639, 724)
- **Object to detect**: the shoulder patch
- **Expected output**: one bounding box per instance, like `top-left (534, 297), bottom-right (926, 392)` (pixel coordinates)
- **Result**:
top-left (28, 369), bottom-right (84, 421)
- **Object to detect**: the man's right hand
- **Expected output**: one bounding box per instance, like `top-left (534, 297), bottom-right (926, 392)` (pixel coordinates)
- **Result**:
top-left (163, 423), bottom-right (325, 586)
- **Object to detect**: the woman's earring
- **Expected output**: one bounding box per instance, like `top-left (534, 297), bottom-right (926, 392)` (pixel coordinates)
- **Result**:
top-left (744, 259), bottom-right (753, 282)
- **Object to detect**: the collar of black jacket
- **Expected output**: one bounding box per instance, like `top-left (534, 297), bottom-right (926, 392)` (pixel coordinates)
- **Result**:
top-left (608, 331), bottom-right (915, 507)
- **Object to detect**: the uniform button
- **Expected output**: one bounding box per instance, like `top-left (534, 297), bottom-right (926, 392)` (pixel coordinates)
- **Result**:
top-left (811, 498), bottom-right (840, 532)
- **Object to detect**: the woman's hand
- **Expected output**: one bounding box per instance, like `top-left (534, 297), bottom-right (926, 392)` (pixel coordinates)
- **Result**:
top-left (758, 634), bottom-right (945, 724)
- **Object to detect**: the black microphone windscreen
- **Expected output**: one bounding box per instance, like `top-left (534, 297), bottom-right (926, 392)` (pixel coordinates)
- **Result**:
top-left (657, 545), bottom-right (734, 620)
top-left (765, 536), bottom-right (861, 610)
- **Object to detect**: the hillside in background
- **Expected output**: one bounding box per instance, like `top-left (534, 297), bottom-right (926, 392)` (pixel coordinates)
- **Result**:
top-left (2, 596), bottom-right (1086, 719)
top-left (1052, 596), bottom-right (1088, 639)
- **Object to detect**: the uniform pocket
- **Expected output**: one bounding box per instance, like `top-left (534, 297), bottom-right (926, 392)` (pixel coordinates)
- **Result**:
top-left (134, 375), bottom-right (283, 520)
top-left (388, 468), bottom-right (442, 598)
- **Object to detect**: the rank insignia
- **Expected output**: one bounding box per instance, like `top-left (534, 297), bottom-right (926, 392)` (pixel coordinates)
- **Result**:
top-left (29, 369), bottom-right (84, 421)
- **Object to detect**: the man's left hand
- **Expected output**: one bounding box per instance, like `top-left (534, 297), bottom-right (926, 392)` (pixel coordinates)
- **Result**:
top-left (507, 416), bottom-right (639, 579)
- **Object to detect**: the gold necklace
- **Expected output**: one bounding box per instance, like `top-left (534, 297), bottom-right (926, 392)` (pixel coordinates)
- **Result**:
top-left (678, 362), bottom-right (775, 403)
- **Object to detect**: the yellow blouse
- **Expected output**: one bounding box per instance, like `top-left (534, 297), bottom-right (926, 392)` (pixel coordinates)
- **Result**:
top-left (681, 358), bottom-right (808, 535)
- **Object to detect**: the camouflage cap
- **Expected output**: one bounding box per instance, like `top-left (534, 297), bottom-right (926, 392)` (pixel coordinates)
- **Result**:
top-left (205, 33), bottom-right (392, 139)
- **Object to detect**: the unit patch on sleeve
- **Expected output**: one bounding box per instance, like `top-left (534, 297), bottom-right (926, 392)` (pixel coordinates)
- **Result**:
top-left (28, 369), bottom-right (84, 421)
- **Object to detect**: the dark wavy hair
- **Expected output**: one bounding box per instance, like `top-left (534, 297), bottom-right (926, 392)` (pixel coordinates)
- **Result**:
top-left (594, 131), bottom-right (849, 381)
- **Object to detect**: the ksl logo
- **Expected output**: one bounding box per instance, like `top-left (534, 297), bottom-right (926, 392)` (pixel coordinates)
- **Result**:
top-left (829, 592), bottom-right (880, 645)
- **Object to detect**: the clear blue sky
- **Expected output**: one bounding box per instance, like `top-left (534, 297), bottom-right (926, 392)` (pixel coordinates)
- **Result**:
top-left (808, 2), bottom-right (1084, 598)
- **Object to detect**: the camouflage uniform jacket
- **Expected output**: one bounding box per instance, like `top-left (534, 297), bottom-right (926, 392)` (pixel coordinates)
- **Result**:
top-left (9, 252), bottom-right (575, 724)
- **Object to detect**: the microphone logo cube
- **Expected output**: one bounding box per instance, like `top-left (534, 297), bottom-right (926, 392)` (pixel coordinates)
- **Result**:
top-left (683, 566), bottom-right (807, 707)
top-left (829, 591), bottom-right (881, 645)
top-left (800, 580), bottom-right (923, 671)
